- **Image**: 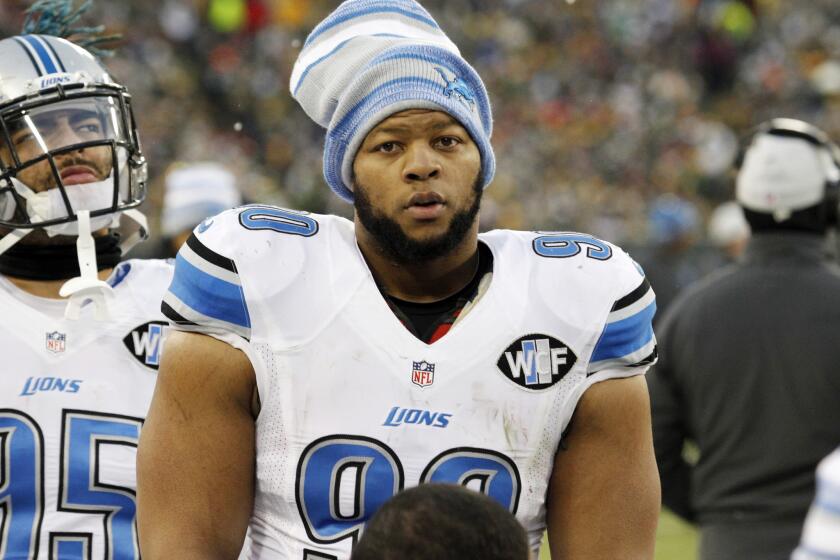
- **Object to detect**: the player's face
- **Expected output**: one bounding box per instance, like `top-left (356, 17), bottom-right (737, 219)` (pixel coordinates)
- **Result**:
top-left (352, 109), bottom-right (482, 263)
top-left (0, 108), bottom-right (112, 192)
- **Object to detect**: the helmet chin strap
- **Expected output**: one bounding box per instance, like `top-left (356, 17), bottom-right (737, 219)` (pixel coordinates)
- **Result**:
top-left (0, 209), bottom-right (148, 320)
top-left (0, 208), bottom-right (148, 257)
top-left (59, 210), bottom-right (114, 320)
top-left (62, 209), bottom-right (147, 321)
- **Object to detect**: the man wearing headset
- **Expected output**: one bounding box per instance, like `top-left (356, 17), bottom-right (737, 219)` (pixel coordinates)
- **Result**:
top-left (648, 118), bottom-right (840, 560)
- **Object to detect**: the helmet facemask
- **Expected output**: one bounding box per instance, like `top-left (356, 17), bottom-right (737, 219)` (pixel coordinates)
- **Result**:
top-left (0, 80), bottom-right (149, 321)
top-left (0, 84), bottom-right (147, 237)
top-left (0, 22), bottom-right (149, 319)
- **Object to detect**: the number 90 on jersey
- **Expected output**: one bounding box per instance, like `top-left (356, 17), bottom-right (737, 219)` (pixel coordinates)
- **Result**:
top-left (296, 435), bottom-right (521, 553)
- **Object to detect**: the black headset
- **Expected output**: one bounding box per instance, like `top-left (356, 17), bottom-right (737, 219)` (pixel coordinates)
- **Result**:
top-left (736, 118), bottom-right (840, 226)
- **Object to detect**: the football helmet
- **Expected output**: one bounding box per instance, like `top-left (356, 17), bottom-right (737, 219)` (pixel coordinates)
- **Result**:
top-left (0, 33), bottom-right (147, 251)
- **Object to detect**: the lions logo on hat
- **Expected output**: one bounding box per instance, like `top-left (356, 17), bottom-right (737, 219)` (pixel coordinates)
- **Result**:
top-left (434, 67), bottom-right (476, 111)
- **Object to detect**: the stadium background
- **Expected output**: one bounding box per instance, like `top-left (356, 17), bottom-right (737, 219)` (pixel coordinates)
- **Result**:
top-left (2, 0), bottom-right (839, 557)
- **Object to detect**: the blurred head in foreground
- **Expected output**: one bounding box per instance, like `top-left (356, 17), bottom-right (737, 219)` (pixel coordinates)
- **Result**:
top-left (351, 484), bottom-right (529, 560)
top-left (161, 162), bottom-right (241, 256)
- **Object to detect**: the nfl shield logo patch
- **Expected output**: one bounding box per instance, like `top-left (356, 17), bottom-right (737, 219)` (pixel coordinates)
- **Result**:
top-left (411, 360), bottom-right (435, 388)
top-left (45, 331), bottom-right (66, 354)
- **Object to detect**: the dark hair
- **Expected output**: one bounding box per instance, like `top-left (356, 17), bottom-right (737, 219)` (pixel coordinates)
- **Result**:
top-left (350, 484), bottom-right (529, 560)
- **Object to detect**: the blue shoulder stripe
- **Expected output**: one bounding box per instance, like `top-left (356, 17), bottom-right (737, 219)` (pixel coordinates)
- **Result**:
top-left (591, 301), bottom-right (656, 363)
top-left (167, 252), bottom-right (251, 330)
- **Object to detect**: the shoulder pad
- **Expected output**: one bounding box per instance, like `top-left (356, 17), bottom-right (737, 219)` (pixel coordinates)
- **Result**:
top-left (162, 206), bottom-right (354, 343)
top-left (481, 230), bottom-right (657, 374)
top-left (588, 243), bottom-right (657, 373)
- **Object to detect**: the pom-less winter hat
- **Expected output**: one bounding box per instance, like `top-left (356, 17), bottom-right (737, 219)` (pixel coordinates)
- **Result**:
top-left (290, 0), bottom-right (495, 202)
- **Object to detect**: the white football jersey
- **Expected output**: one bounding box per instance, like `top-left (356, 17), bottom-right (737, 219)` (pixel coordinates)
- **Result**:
top-left (792, 447), bottom-right (840, 560)
top-left (0, 259), bottom-right (173, 560)
top-left (163, 207), bottom-right (657, 559)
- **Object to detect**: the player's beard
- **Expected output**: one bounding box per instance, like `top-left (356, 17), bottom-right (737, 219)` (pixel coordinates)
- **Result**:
top-left (354, 174), bottom-right (482, 265)
top-left (0, 154), bottom-right (112, 247)
top-left (11, 150), bottom-right (111, 192)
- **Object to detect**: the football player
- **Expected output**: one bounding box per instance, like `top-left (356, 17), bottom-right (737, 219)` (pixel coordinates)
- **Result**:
top-left (0, 2), bottom-right (173, 558)
top-left (137, 1), bottom-right (660, 559)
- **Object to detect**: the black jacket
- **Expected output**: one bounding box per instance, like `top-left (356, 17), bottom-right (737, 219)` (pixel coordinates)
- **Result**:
top-left (648, 232), bottom-right (840, 558)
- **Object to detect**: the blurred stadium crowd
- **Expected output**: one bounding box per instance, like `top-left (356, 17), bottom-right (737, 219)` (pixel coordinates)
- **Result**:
top-left (1, 0), bottom-right (838, 259)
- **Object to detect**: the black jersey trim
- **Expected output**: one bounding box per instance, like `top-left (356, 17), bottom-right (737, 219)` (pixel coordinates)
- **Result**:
top-left (185, 233), bottom-right (237, 274)
top-left (160, 301), bottom-right (199, 326)
top-left (627, 348), bottom-right (658, 368)
top-left (611, 277), bottom-right (651, 312)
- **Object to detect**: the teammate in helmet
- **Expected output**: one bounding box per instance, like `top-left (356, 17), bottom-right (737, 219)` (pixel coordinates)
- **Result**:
top-left (138, 1), bottom-right (660, 559)
top-left (0, 2), bottom-right (172, 558)
top-left (0, 24), bottom-right (147, 242)
top-left (0, 23), bottom-right (148, 315)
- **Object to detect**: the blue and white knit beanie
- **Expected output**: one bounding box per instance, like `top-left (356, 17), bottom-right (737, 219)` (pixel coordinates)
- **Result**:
top-left (290, 0), bottom-right (495, 203)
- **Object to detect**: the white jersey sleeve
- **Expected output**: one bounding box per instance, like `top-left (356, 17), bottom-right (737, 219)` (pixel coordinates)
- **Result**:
top-left (585, 244), bottom-right (657, 378)
top-left (161, 205), bottom-right (332, 383)
top-left (481, 230), bottom-right (658, 442)
top-left (792, 447), bottom-right (840, 560)
top-left (162, 207), bottom-right (256, 348)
